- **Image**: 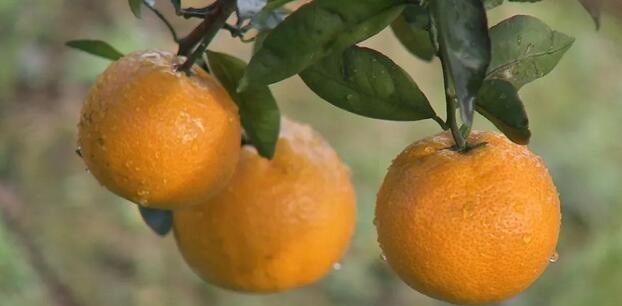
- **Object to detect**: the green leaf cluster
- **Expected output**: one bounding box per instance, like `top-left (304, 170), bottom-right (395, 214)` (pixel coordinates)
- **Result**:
top-left (65, 0), bottom-right (588, 234)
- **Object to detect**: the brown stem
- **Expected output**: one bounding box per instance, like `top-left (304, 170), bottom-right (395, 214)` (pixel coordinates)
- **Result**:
top-left (177, 19), bottom-right (209, 56)
top-left (0, 183), bottom-right (83, 306)
top-left (176, 0), bottom-right (236, 58)
top-left (177, 0), bottom-right (236, 73)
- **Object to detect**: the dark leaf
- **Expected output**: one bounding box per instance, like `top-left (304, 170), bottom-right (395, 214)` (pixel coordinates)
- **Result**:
top-left (300, 46), bottom-right (436, 121)
top-left (487, 15), bottom-right (574, 89)
top-left (207, 51), bottom-right (280, 159)
top-left (401, 4), bottom-right (429, 28)
top-left (253, 31), bottom-right (270, 54)
top-left (484, 0), bottom-right (504, 10)
top-left (129, 0), bottom-right (143, 18)
top-left (391, 5), bottom-right (435, 61)
top-left (171, 0), bottom-right (181, 11)
top-left (430, 0), bottom-right (491, 128)
top-left (65, 40), bottom-right (124, 61)
top-left (578, 0), bottom-right (602, 29)
top-left (239, 0), bottom-right (406, 90)
top-left (476, 79), bottom-right (530, 144)
top-left (138, 207), bottom-right (173, 236)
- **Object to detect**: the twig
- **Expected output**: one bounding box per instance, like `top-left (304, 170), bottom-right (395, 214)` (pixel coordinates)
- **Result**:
top-left (177, 0), bottom-right (237, 73)
top-left (0, 183), bottom-right (83, 306)
top-left (177, 6), bottom-right (218, 19)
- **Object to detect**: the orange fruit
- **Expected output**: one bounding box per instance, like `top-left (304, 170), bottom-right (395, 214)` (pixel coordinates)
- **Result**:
top-left (78, 50), bottom-right (241, 210)
top-left (173, 118), bottom-right (356, 293)
top-left (375, 130), bottom-right (560, 304)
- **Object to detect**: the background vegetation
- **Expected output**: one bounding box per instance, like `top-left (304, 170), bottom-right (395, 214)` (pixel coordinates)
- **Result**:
top-left (1, 0), bottom-right (621, 305)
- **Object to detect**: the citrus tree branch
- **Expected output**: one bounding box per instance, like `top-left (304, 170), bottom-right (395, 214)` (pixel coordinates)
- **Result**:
top-left (0, 183), bottom-right (83, 306)
top-left (177, 0), bottom-right (236, 64)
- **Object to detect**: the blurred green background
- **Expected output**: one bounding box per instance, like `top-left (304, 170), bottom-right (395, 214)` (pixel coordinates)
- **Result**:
top-left (1, 1), bottom-right (622, 305)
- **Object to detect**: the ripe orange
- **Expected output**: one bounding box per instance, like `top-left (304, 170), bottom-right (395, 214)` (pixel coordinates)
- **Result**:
top-left (173, 118), bottom-right (356, 293)
top-left (375, 130), bottom-right (561, 304)
top-left (78, 50), bottom-right (241, 210)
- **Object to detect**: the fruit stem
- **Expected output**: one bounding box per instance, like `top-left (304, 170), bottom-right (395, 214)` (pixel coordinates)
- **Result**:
top-left (445, 94), bottom-right (467, 150)
top-left (176, 0), bottom-right (236, 73)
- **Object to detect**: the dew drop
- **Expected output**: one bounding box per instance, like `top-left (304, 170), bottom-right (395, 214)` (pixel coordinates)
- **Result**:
top-left (75, 147), bottom-right (83, 158)
top-left (548, 251), bottom-right (559, 263)
top-left (345, 94), bottom-right (354, 101)
top-left (462, 204), bottom-right (475, 218)
top-left (379, 253), bottom-right (387, 262)
top-left (332, 262), bottom-right (342, 271)
top-left (522, 235), bottom-right (532, 243)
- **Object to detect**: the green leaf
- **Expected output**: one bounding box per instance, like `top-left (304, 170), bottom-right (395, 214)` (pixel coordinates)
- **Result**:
top-left (300, 46), bottom-right (436, 121)
top-left (430, 0), bottom-right (491, 128)
top-left (484, 0), bottom-right (504, 10)
top-left (483, 0), bottom-right (543, 10)
top-left (129, 0), bottom-right (143, 18)
top-left (487, 15), bottom-right (575, 89)
top-left (207, 51), bottom-right (280, 159)
top-left (391, 5), bottom-right (435, 61)
top-left (476, 79), bottom-right (530, 144)
top-left (65, 40), bottom-right (124, 61)
top-left (253, 31), bottom-right (270, 54)
top-left (240, 0), bottom-right (406, 90)
top-left (171, 0), bottom-right (181, 11)
top-left (578, 0), bottom-right (601, 29)
top-left (138, 207), bottom-right (173, 236)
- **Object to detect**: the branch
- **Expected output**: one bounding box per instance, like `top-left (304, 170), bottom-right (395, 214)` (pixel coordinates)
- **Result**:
top-left (0, 183), bottom-right (83, 306)
top-left (177, 0), bottom-right (237, 73)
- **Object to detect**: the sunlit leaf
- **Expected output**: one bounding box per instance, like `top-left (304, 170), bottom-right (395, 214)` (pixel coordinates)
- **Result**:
top-left (207, 51), bottom-right (280, 159)
top-left (300, 46), bottom-right (436, 121)
top-left (487, 15), bottom-right (574, 89)
top-left (65, 40), bottom-right (124, 61)
top-left (240, 0), bottom-right (405, 90)
top-left (237, 0), bottom-right (268, 20)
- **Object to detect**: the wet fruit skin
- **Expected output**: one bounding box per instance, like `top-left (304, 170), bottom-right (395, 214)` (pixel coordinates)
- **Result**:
top-left (173, 118), bottom-right (356, 293)
top-left (78, 50), bottom-right (241, 210)
top-left (375, 131), bottom-right (561, 305)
